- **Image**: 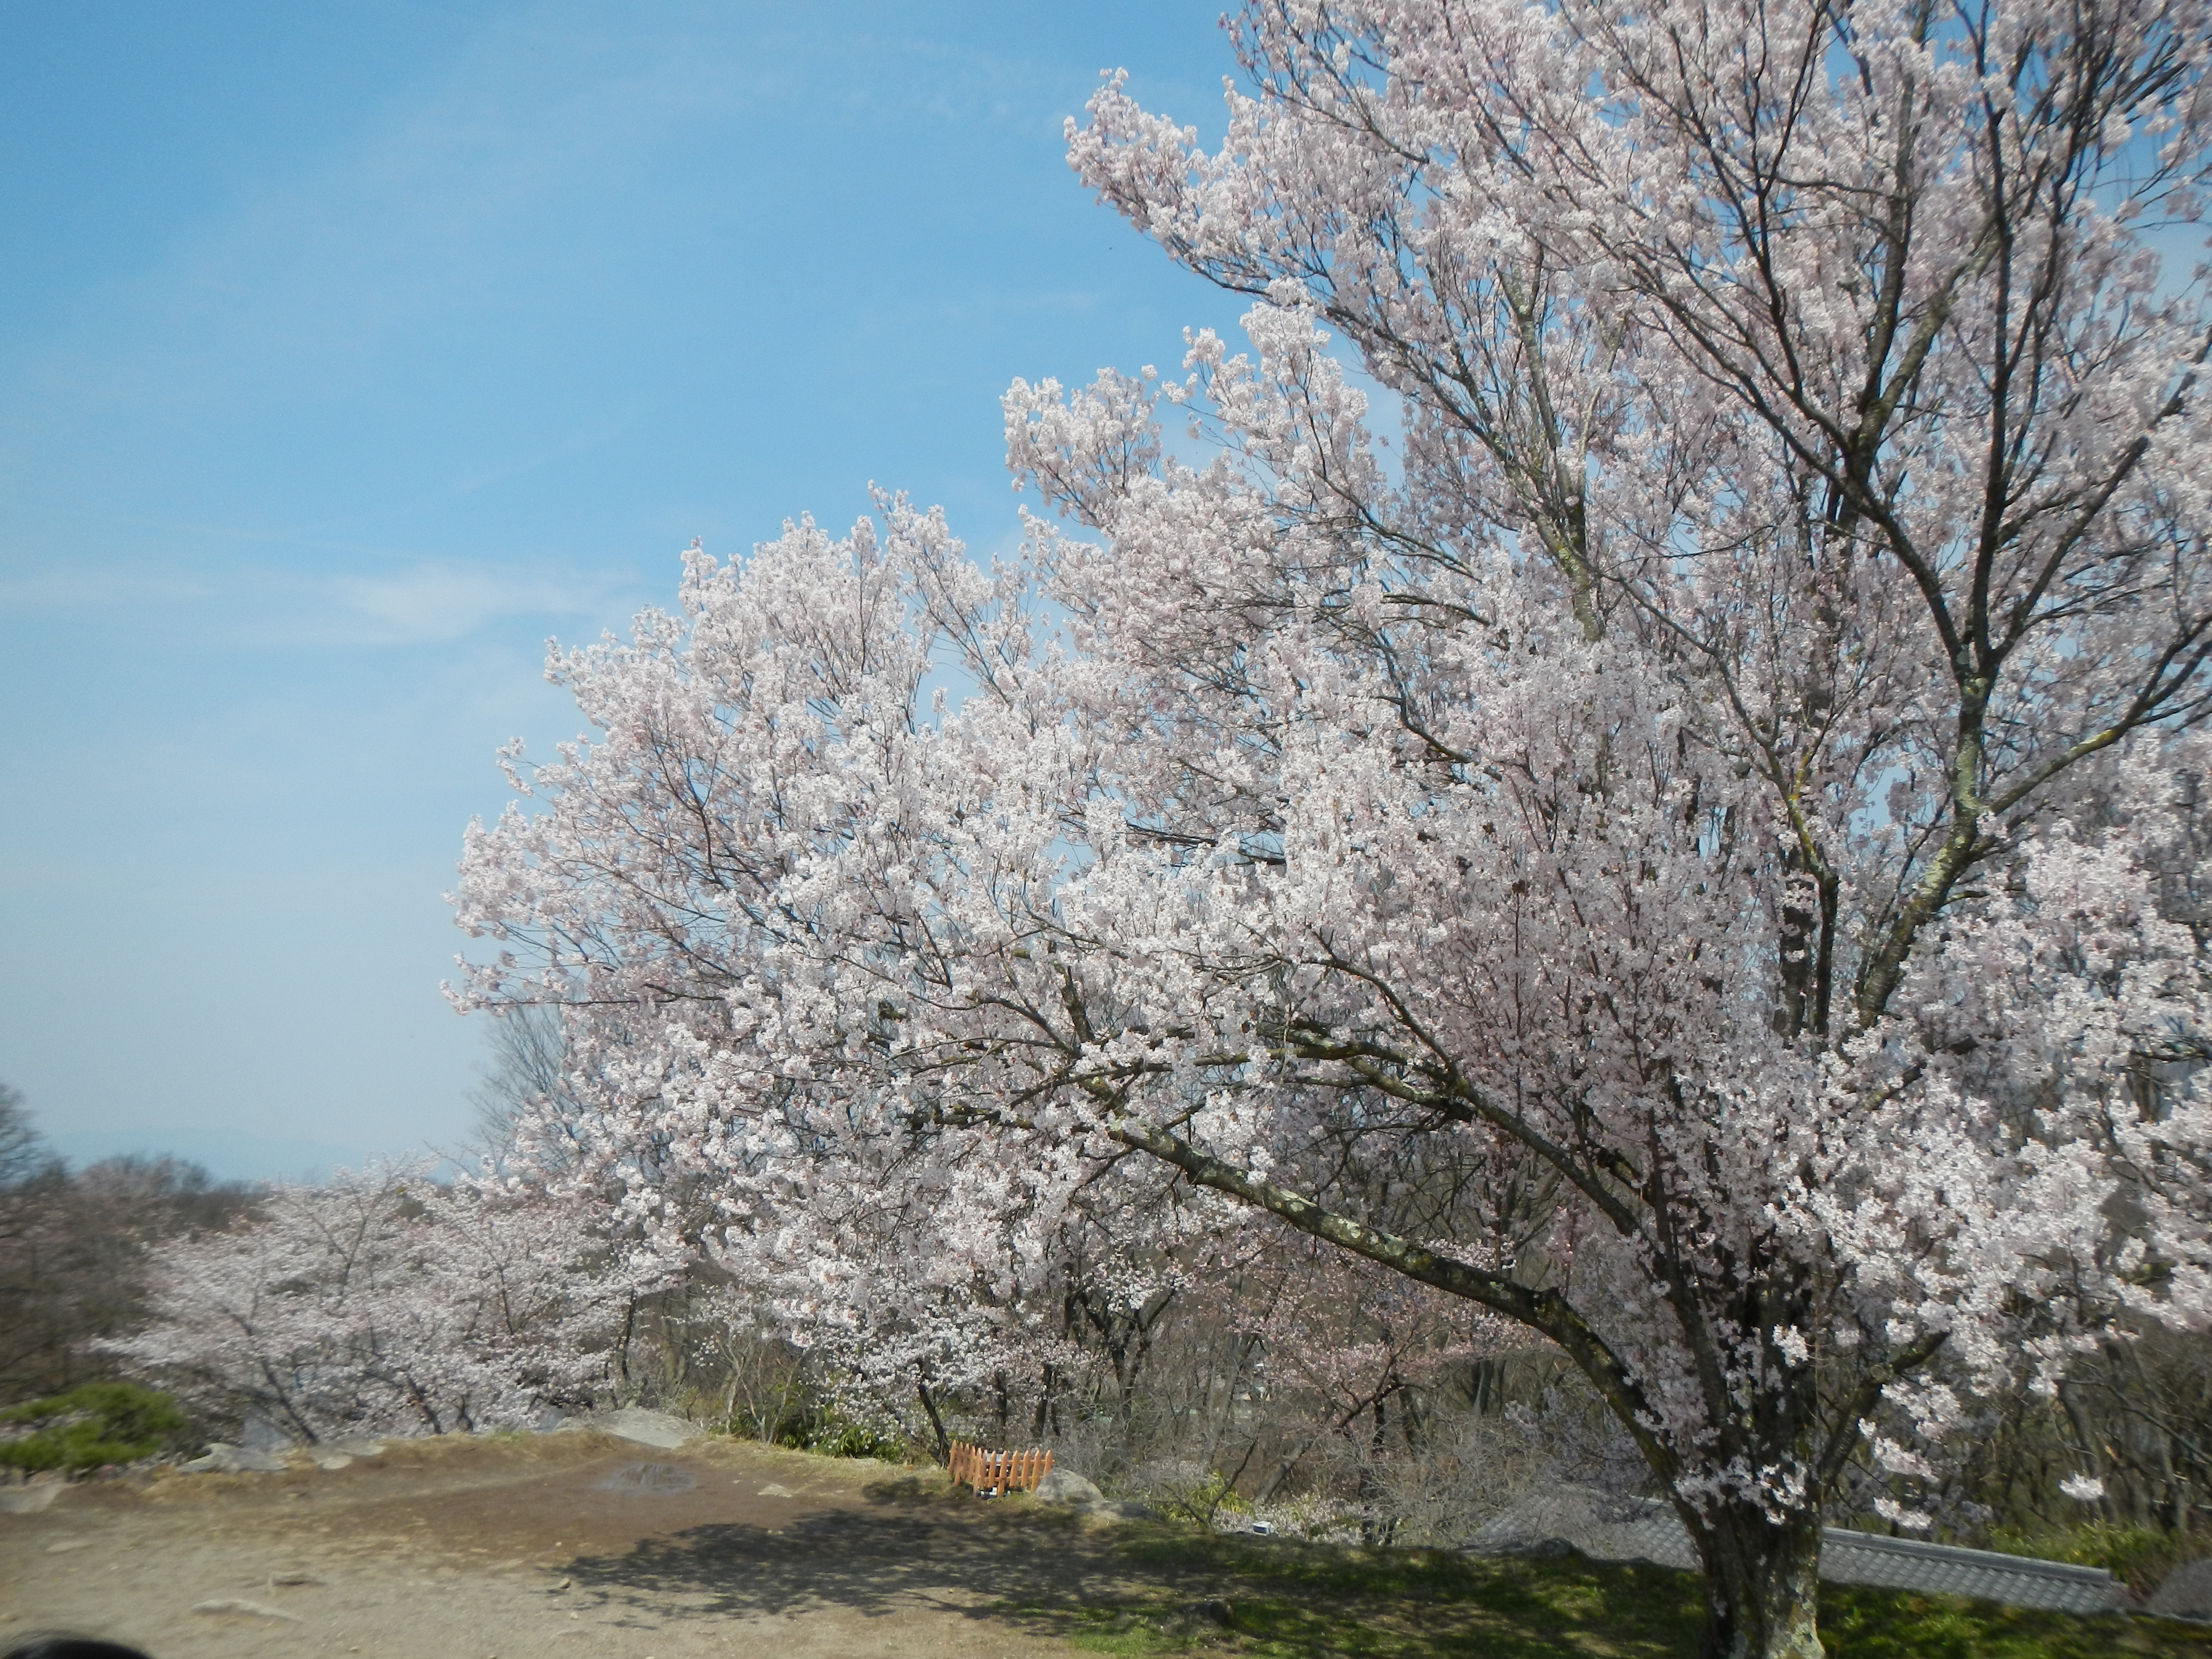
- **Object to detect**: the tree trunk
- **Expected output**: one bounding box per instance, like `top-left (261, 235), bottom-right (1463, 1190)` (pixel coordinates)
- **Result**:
top-left (914, 1380), bottom-right (952, 1465)
top-left (1690, 1504), bottom-right (1825, 1659)
top-left (1031, 1361), bottom-right (1058, 1439)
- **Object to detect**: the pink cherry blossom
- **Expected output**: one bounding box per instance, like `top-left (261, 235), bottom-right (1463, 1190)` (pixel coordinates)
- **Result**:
top-left (451, 4), bottom-right (2212, 1654)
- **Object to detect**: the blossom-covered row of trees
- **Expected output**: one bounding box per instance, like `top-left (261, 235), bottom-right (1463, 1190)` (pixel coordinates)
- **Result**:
top-left (98, 1129), bottom-right (1542, 1513)
top-left (110, 1161), bottom-right (669, 1441)
top-left (440, 1), bottom-right (2211, 1654)
top-left (79, 1119), bottom-right (2212, 1554)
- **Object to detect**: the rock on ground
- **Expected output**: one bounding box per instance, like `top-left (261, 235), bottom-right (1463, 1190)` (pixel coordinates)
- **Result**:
top-left (1034, 1468), bottom-right (1103, 1506)
top-left (596, 1461), bottom-right (697, 1493)
top-left (568, 1408), bottom-right (697, 1451)
top-left (191, 1598), bottom-right (304, 1623)
top-left (179, 1444), bottom-right (287, 1474)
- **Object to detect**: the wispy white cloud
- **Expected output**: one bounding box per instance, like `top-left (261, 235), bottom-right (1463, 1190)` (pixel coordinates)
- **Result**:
top-left (0, 541), bottom-right (633, 648)
top-left (333, 564), bottom-right (614, 644)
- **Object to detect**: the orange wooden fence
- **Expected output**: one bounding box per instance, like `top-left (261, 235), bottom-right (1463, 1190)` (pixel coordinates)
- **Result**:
top-left (948, 1440), bottom-right (1055, 1495)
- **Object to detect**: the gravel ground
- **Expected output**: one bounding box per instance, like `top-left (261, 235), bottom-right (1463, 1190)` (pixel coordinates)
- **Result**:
top-left (0, 1432), bottom-right (1136, 1659)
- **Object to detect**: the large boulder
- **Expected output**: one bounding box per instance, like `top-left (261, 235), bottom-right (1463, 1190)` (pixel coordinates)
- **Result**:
top-left (581, 1407), bottom-right (697, 1451)
top-left (1034, 1467), bottom-right (1104, 1506)
top-left (2149, 1558), bottom-right (2212, 1622)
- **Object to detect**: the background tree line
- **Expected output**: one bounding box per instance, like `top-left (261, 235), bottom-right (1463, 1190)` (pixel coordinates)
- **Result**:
top-left (14, 1042), bottom-right (2212, 1593)
top-left (0, 1082), bottom-right (258, 1405)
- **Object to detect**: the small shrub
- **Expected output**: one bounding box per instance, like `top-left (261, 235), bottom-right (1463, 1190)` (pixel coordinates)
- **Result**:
top-left (774, 1406), bottom-right (908, 1460)
top-left (1988, 1520), bottom-right (2191, 1594)
top-left (1154, 1466), bottom-right (1251, 1526)
top-left (0, 1381), bottom-right (189, 1473)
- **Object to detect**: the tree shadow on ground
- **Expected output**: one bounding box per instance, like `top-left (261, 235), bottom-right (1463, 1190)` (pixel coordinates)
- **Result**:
top-left (558, 1481), bottom-right (1710, 1656)
top-left (562, 1496), bottom-right (2212, 1659)
top-left (562, 1482), bottom-right (1168, 1633)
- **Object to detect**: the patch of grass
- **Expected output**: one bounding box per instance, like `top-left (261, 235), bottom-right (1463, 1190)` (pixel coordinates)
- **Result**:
top-left (996, 1525), bottom-right (2212, 1659)
top-left (0, 1382), bottom-right (188, 1473)
top-left (1007, 1530), bottom-right (1700, 1659)
top-left (1987, 1522), bottom-right (2193, 1596)
top-left (1817, 1585), bottom-right (2211, 1658)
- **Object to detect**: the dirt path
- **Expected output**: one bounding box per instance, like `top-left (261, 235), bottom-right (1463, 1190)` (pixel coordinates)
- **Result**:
top-left (0, 1433), bottom-right (1152, 1659)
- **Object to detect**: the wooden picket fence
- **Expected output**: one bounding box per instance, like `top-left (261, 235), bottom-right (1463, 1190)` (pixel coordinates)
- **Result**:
top-left (948, 1440), bottom-right (1055, 1496)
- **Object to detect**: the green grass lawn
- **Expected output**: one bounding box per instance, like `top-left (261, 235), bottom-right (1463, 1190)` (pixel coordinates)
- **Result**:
top-left (999, 1525), bottom-right (2212, 1658)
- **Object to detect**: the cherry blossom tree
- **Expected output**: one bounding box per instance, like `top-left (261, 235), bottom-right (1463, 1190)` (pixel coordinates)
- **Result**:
top-left (113, 1162), bottom-right (666, 1442)
top-left (452, 2), bottom-right (2212, 1652)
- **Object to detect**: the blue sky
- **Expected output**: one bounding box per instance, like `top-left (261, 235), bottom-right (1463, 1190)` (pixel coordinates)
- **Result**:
top-left (0, 1), bottom-right (1255, 1179)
